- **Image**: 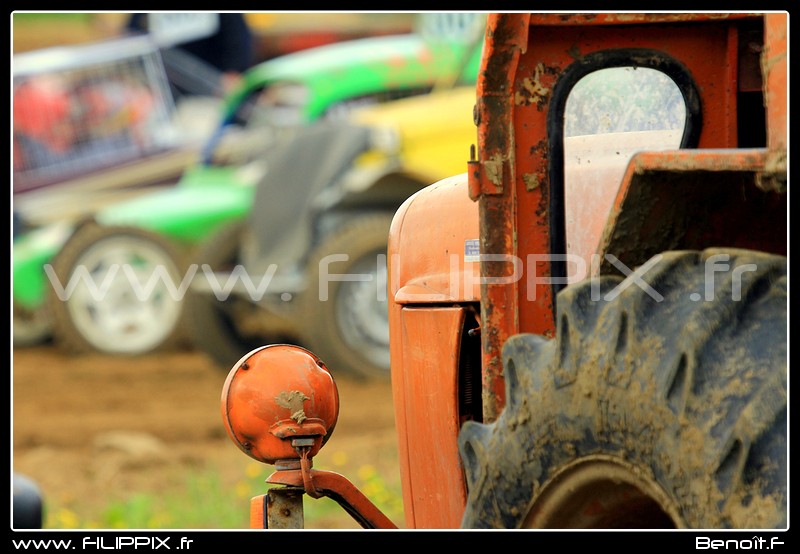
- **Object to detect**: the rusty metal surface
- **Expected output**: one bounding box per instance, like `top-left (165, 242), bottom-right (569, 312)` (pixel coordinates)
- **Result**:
top-left (528, 13), bottom-right (759, 26)
top-left (221, 345), bottom-right (339, 465)
top-left (266, 469), bottom-right (398, 529)
top-left (473, 14), bottom-right (530, 423)
top-left (469, 14), bottom-right (777, 424)
top-left (389, 12), bottom-right (788, 511)
top-left (384, 11), bottom-right (787, 530)
top-left (266, 488), bottom-right (305, 529)
top-left (761, 13), bottom-right (788, 192)
top-left (598, 151), bottom-right (787, 273)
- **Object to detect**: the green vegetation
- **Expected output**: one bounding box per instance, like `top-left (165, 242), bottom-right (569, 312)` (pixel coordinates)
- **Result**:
top-left (12, 13), bottom-right (92, 22)
top-left (42, 461), bottom-right (404, 530)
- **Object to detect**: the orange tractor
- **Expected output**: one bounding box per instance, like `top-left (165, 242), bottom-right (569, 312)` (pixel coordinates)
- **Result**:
top-left (221, 12), bottom-right (787, 529)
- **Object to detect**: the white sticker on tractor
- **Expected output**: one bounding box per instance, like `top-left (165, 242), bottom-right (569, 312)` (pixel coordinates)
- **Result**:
top-left (464, 239), bottom-right (480, 262)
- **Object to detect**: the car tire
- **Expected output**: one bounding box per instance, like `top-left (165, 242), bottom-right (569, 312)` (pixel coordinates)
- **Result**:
top-left (47, 223), bottom-right (189, 355)
top-left (300, 214), bottom-right (394, 381)
top-left (183, 221), bottom-right (293, 369)
top-left (13, 303), bottom-right (52, 348)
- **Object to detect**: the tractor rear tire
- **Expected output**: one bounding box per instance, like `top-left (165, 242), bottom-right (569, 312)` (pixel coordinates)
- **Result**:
top-left (458, 249), bottom-right (787, 529)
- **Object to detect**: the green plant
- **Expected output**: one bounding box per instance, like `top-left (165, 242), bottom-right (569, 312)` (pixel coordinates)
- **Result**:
top-left (42, 461), bottom-right (404, 529)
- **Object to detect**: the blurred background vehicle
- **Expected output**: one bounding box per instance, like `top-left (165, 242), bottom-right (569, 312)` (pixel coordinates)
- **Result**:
top-left (13, 35), bottom-right (191, 213)
top-left (13, 14), bottom-right (260, 230)
top-left (12, 13), bottom-right (486, 360)
top-left (12, 33), bottom-right (203, 348)
top-left (185, 85), bottom-right (479, 380)
top-left (12, 12), bottom-right (416, 62)
top-left (123, 12), bottom-right (255, 100)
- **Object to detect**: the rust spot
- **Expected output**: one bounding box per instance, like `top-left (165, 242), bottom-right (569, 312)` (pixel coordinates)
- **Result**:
top-left (484, 154), bottom-right (505, 186)
top-left (534, 170), bottom-right (551, 218)
top-left (275, 391), bottom-right (310, 424)
top-left (515, 63), bottom-right (550, 107)
top-left (530, 138), bottom-right (549, 160)
top-left (524, 173), bottom-right (540, 191)
top-left (488, 15), bottom-right (521, 50)
top-left (482, 96), bottom-right (511, 156)
top-left (482, 49), bottom-right (516, 92)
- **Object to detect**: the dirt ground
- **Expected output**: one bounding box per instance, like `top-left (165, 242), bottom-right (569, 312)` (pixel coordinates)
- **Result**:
top-left (11, 344), bottom-right (402, 530)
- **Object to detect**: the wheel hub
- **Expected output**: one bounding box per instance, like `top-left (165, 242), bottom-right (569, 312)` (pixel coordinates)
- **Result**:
top-left (522, 456), bottom-right (683, 529)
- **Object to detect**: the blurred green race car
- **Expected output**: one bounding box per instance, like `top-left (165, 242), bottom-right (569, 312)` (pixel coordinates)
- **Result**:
top-left (13, 24), bottom-right (484, 354)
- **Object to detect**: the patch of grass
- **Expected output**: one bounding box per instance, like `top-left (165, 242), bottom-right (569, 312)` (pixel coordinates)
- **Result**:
top-left (42, 462), bottom-right (404, 530)
top-left (13, 13), bottom-right (92, 23)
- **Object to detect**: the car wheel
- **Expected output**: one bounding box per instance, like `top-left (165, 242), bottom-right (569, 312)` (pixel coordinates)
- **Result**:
top-left (47, 223), bottom-right (189, 355)
top-left (301, 214), bottom-right (394, 381)
top-left (183, 221), bottom-right (294, 369)
top-left (13, 303), bottom-right (52, 348)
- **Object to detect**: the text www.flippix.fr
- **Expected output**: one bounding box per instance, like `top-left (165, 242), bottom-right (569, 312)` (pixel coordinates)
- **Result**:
top-left (12, 537), bottom-right (193, 550)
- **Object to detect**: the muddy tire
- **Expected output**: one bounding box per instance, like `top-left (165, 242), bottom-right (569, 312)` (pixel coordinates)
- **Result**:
top-left (459, 249), bottom-right (787, 529)
top-left (13, 303), bottom-right (52, 348)
top-left (301, 214), bottom-right (394, 381)
top-left (47, 223), bottom-right (189, 355)
top-left (183, 221), bottom-right (285, 369)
